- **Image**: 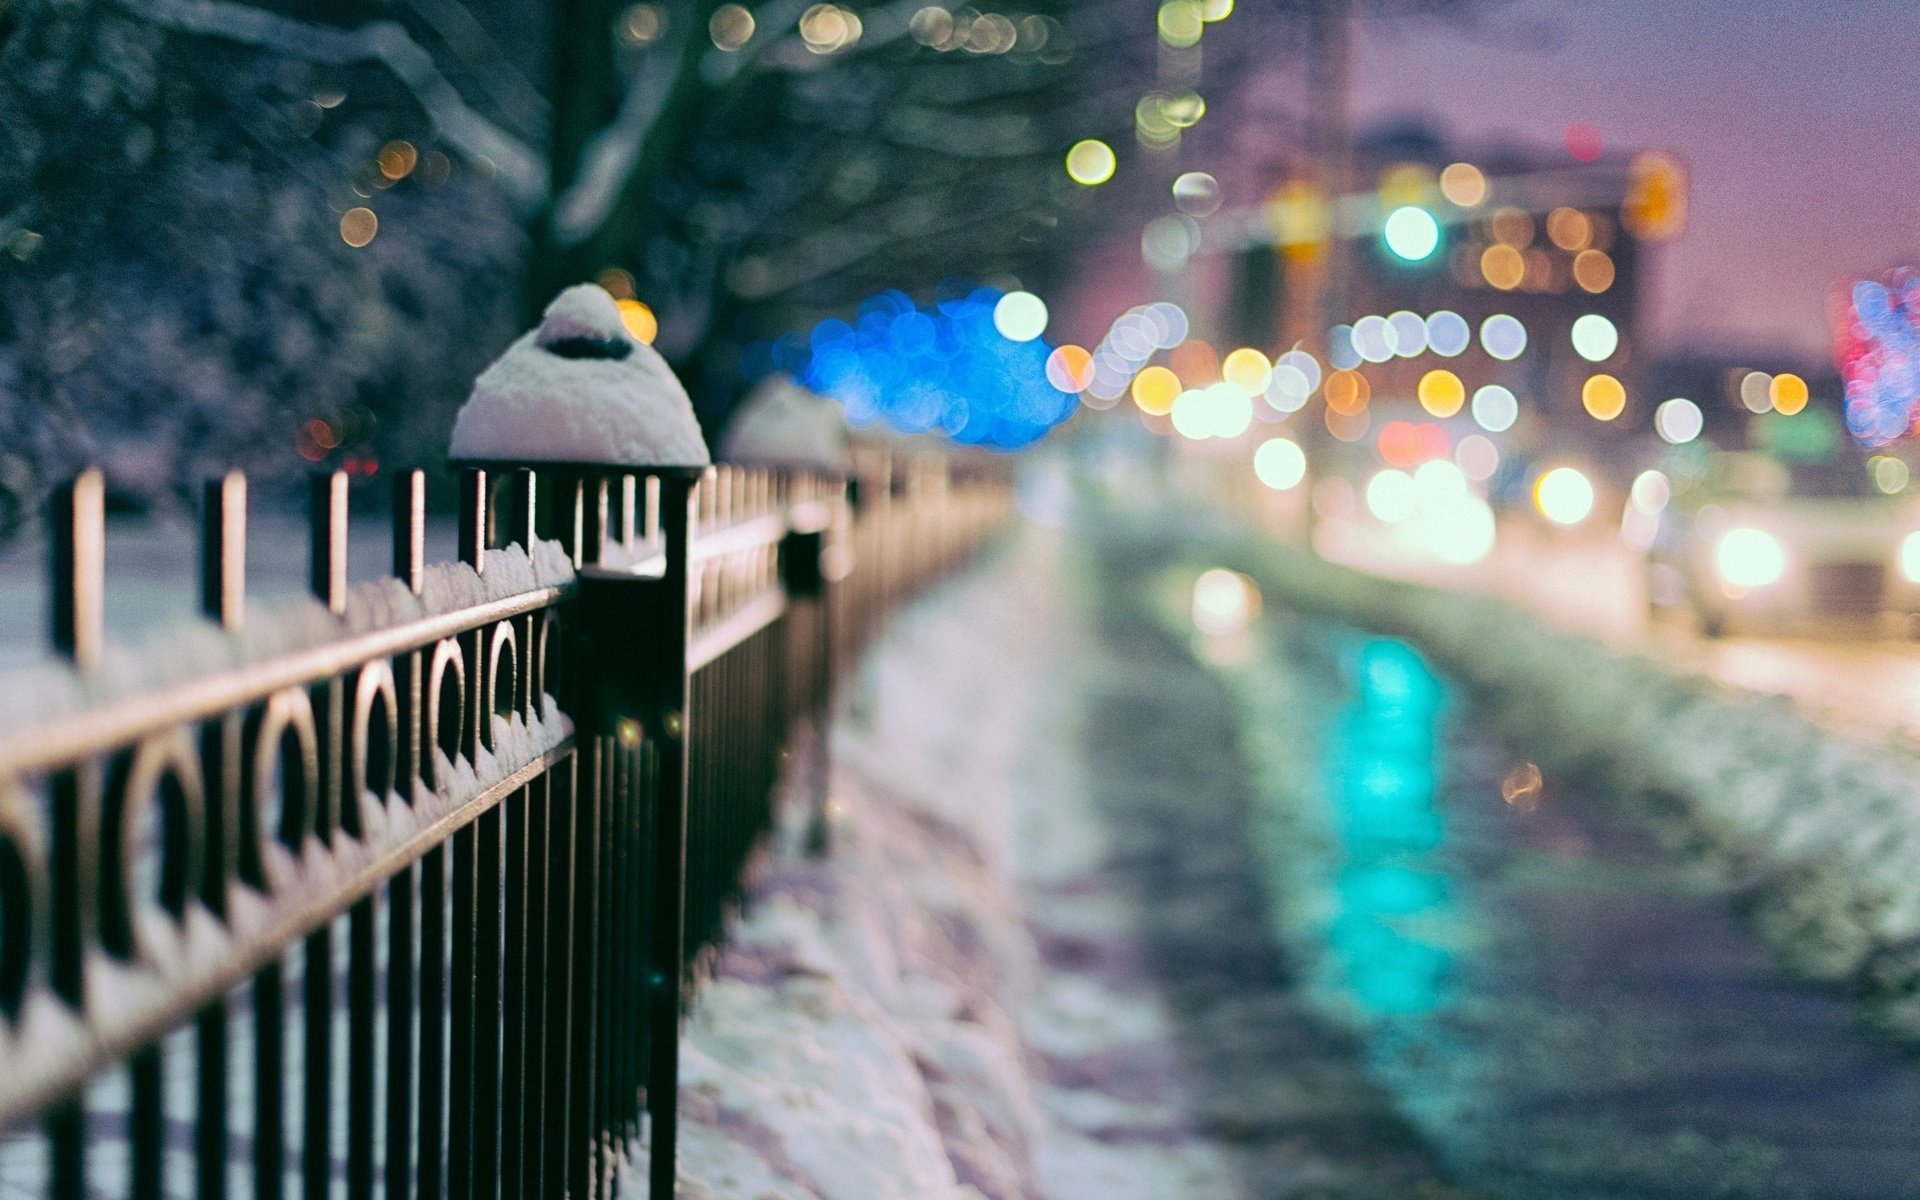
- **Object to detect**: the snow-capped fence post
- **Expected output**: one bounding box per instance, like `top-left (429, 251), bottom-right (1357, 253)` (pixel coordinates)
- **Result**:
top-left (449, 282), bottom-right (711, 1199)
top-left (0, 284), bottom-right (1013, 1200)
top-left (718, 373), bottom-right (854, 857)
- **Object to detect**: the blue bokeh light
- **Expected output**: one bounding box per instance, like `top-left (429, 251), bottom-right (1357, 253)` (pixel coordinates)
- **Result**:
top-left (747, 284), bottom-right (1079, 450)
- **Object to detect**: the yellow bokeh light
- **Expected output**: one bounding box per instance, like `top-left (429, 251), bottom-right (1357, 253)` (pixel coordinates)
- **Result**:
top-left (1222, 347), bottom-right (1273, 394)
top-left (1438, 162), bottom-right (1486, 207)
top-left (340, 207), bottom-right (378, 247)
top-left (1065, 138), bottom-right (1116, 186)
top-left (1480, 243), bottom-right (1525, 290)
top-left (1770, 372), bottom-right (1809, 415)
top-left (1546, 206), bottom-right (1592, 251)
top-left (617, 298), bottom-right (658, 343)
top-left (1572, 249), bottom-right (1615, 293)
top-left (1417, 369), bottom-right (1466, 417)
top-left (1266, 179), bottom-right (1331, 255)
top-left (1582, 373), bottom-right (1627, 421)
top-left (1324, 369), bottom-right (1370, 414)
top-left (1132, 365), bottom-right (1182, 415)
top-left (1201, 0), bottom-right (1233, 18)
top-left (1379, 163), bottom-right (1433, 208)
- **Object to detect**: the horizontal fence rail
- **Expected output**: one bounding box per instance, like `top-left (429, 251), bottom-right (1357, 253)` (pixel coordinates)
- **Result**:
top-left (0, 449), bottom-right (1012, 1199)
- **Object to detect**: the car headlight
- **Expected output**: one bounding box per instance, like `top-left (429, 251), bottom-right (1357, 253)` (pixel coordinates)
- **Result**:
top-left (1902, 531), bottom-right (1920, 583)
top-left (1717, 527), bottom-right (1785, 589)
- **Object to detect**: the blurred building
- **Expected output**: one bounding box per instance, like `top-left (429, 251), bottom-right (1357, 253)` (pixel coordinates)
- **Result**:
top-left (1208, 120), bottom-right (1686, 482)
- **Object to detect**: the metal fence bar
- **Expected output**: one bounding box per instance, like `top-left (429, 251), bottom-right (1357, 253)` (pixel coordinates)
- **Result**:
top-left (0, 445), bottom-right (1007, 1200)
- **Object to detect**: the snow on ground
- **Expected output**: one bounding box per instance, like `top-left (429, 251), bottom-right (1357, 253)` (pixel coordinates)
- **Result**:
top-left (1226, 541), bottom-right (1920, 1040)
top-left (645, 524), bottom-right (1248, 1199)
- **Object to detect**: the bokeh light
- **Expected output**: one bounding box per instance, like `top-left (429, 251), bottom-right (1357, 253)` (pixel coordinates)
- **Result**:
top-left (1367, 470), bottom-right (1417, 523)
top-left (1328, 324), bottom-right (1360, 370)
top-left (1570, 313), bottom-right (1619, 362)
top-left (1631, 469), bottom-right (1671, 514)
top-left (1534, 467), bottom-right (1594, 525)
top-left (1873, 455), bottom-right (1910, 494)
top-left (1158, 0), bottom-right (1204, 47)
top-left (709, 3), bottom-right (755, 48)
top-left (1192, 568), bottom-right (1259, 636)
top-left (1582, 373), bottom-right (1626, 420)
top-left (992, 291), bottom-right (1049, 342)
top-left (1254, 437), bottom-right (1307, 490)
top-left (1718, 528), bottom-right (1785, 589)
top-left (1326, 405), bottom-right (1371, 442)
top-left (1770, 372), bottom-right (1809, 415)
top-left (1387, 310), bottom-right (1427, 357)
top-left (1377, 421), bottom-right (1423, 468)
top-left (778, 284), bottom-right (1077, 449)
top-left (1572, 249), bottom-right (1615, 293)
top-left (340, 207), bottom-right (378, 247)
top-left (1045, 344), bottom-right (1094, 393)
top-left (1455, 434), bottom-right (1499, 481)
top-left (1222, 347), bottom-right (1273, 393)
top-left (1325, 369), bottom-right (1370, 414)
top-left (1132, 364), bottom-right (1181, 415)
top-left (1066, 139), bottom-right (1117, 185)
top-left (1352, 314), bottom-right (1394, 363)
top-left (1489, 207), bottom-right (1533, 247)
top-left (1654, 396), bottom-right (1703, 444)
top-left (1836, 274), bottom-right (1920, 447)
top-left (1383, 206), bottom-right (1441, 261)
top-left (1546, 207), bottom-right (1592, 251)
top-left (616, 298), bottom-right (658, 343)
top-left (1417, 369), bottom-right (1465, 417)
top-left (1170, 338), bottom-right (1218, 382)
top-left (799, 3), bottom-right (862, 52)
top-left (1425, 311), bottom-right (1470, 357)
top-left (1173, 171), bottom-right (1222, 216)
top-left (1438, 162), bottom-right (1486, 207)
top-left (1740, 370), bottom-right (1774, 413)
top-left (1480, 244), bottom-right (1524, 290)
top-left (1563, 121), bottom-right (1603, 162)
top-left (1471, 384), bottom-right (1518, 432)
top-left (1480, 314), bottom-right (1528, 360)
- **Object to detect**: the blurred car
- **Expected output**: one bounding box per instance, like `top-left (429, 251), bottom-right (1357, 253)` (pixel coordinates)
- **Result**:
top-left (1645, 450), bottom-right (1920, 637)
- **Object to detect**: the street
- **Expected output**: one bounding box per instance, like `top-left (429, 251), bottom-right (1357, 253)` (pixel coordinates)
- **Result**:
top-left (1318, 511), bottom-right (1920, 743)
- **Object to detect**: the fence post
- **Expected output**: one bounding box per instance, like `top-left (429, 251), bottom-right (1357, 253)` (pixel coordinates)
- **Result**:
top-left (779, 496), bottom-right (833, 854)
top-left (449, 283), bottom-right (710, 1198)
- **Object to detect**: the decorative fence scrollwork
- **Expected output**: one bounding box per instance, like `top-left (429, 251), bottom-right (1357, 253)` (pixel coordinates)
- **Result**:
top-left (0, 447), bottom-right (1011, 1200)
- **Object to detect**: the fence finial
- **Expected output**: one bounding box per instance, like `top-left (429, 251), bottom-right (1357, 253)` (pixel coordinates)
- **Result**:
top-left (447, 284), bottom-right (710, 470)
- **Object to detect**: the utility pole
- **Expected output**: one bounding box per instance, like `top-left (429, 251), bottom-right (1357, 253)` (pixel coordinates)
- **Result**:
top-left (1295, 0), bottom-right (1354, 539)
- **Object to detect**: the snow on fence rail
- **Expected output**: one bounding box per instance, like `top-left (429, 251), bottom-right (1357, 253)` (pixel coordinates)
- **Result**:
top-left (0, 286), bottom-right (1013, 1200)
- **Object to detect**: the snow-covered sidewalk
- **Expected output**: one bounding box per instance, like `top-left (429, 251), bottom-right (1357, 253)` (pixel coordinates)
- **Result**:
top-left (645, 520), bottom-right (1466, 1199)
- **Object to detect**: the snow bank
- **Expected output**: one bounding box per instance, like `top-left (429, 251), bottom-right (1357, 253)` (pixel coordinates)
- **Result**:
top-left (1238, 544), bottom-right (1920, 1038)
top-left (643, 525), bottom-right (1244, 1199)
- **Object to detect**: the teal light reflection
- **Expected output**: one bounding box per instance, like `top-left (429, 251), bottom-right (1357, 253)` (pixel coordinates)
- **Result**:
top-left (1319, 638), bottom-right (1455, 1018)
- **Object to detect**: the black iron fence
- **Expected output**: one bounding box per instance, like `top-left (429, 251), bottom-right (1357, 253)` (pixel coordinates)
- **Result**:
top-left (0, 448), bottom-right (1010, 1199)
